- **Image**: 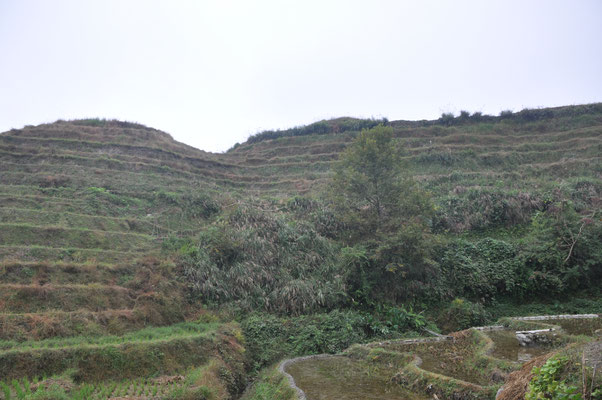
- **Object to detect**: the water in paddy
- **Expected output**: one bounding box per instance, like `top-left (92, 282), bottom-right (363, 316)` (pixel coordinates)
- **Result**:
top-left (380, 339), bottom-right (492, 386)
top-left (546, 317), bottom-right (602, 336)
top-left (485, 330), bottom-right (551, 362)
top-left (285, 356), bottom-right (429, 400)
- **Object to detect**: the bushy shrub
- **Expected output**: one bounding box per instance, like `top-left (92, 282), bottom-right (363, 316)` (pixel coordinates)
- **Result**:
top-left (246, 117), bottom-right (387, 144)
top-left (437, 298), bottom-right (490, 332)
top-left (241, 311), bottom-right (366, 370)
top-left (241, 368), bottom-right (296, 400)
top-left (155, 191), bottom-right (220, 219)
top-left (439, 112), bottom-right (455, 126)
top-left (471, 111), bottom-right (483, 120)
top-left (458, 110), bottom-right (471, 119)
top-left (434, 189), bottom-right (543, 232)
top-left (182, 205), bottom-right (346, 314)
top-left (440, 238), bottom-right (524, 301)
top-left (286, 196), bottom-right (343, 239)
top-left (526, 271), bottom-right (565, 297)
top-left (522, 202), bottom-right (602, 295)
top-left (526, 357), bottom-right (582, 400)
top-left (361, 304), bottom-right (428, 336)
top-left (241, 309), bottom-right (418, 371)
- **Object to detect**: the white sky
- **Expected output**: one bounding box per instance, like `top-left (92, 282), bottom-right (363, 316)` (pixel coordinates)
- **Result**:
top-left (1, 1), bottom-right (601, 152)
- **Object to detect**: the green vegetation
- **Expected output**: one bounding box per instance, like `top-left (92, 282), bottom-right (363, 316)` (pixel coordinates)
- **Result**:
top-left (244, 117), bottom-right (387, 145)
top-left (179, 203), bottom-right (346, 315)
top-left (0, 322), bottom-right (238, 381)
top-left (526, 357), bottom-right (583, 400)
top-left (330, 124), bottom-right (437, 305)
top-left (0, 360), bottom-right (241, 399)
top-left (240, 367), bottom-right (296, 400)
top-left (0, 321), bottom-right (218, 352)
top-left (0, 104), bottom-right (600, 399)
top-left (241, 307), bottom-right (429, 371)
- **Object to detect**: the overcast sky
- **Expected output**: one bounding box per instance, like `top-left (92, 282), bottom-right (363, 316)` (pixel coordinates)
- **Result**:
top-left (1, 1), bottom-right (601, 152)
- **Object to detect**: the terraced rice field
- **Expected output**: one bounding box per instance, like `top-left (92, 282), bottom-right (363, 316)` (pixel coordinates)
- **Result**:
top-left (0, 106), bottom-right (601, 398)
top-left (284, 317), bottom-right (601, 400)
top-left (2, 364), bottom-right (226, 400)
top-left (285, 356), bottom-right (429, 400)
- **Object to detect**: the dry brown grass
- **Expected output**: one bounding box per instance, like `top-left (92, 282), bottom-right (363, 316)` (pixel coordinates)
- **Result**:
top-left (497, 353), bottom-right (554, 400)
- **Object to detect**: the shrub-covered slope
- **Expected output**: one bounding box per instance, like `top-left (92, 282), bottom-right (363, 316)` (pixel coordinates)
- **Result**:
top-left (1, 106), bottom-right (600, 310)
top-left (0, 105), bottom-right (600, 397)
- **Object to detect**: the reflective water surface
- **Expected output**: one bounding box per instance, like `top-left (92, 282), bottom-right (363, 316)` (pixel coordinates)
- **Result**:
top-left (285, 356), bottom-right (429, 400)
top-left (485, 329), bottom-right (552, 362)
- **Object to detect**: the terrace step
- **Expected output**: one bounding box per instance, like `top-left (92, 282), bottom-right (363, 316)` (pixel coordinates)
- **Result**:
top-left (0, 245), bottom-right (146, 263)
top-left (0, 193), bottom-right (83, 210)
top-left (0, 283), bottom-right (136, 313)
top-left (0, 322), bottom-right (237, 382)
top-left (0, 166), bottom-right (333, 195)
top-left (0, 223), bottom-right (156, 252)
top-left (0, 133), bottom-right (230, 162)
top-left (0, 261), bottom-right (130, 286)
top-left (0, 309), bottom-right (142, 341)
top-left (0, 208), bottom-right (156, 235)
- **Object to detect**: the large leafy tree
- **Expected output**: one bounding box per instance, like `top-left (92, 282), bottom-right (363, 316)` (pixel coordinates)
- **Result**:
top-left (330, 125), bottom-right (439, 304)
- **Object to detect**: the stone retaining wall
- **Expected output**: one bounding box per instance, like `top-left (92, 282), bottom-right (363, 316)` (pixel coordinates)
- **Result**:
top-left (278, 354), bottom-right (332, 400)
top-left (368, 335), bottom-right (454, 347)
top-left (473, 325), bottom-right (505, 331)
top-left (510, 314), bottom-right (598, 321)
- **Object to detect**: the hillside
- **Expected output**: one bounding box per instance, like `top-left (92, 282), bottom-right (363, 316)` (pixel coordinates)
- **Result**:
top-left (0, 104), bottom-right (600, 399)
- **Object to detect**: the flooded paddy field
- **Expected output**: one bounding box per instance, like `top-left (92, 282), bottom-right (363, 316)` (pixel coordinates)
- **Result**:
top-left (376, 332), bottom-right (502, 386)
top-left (484, 329), bottom-right (555, 362)
top-left (281, 316), bottom-right (600, 400)
top-left (546, 317), bottom-right (602, 336)
top-left (284, 355), bottom-right (429, 400)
